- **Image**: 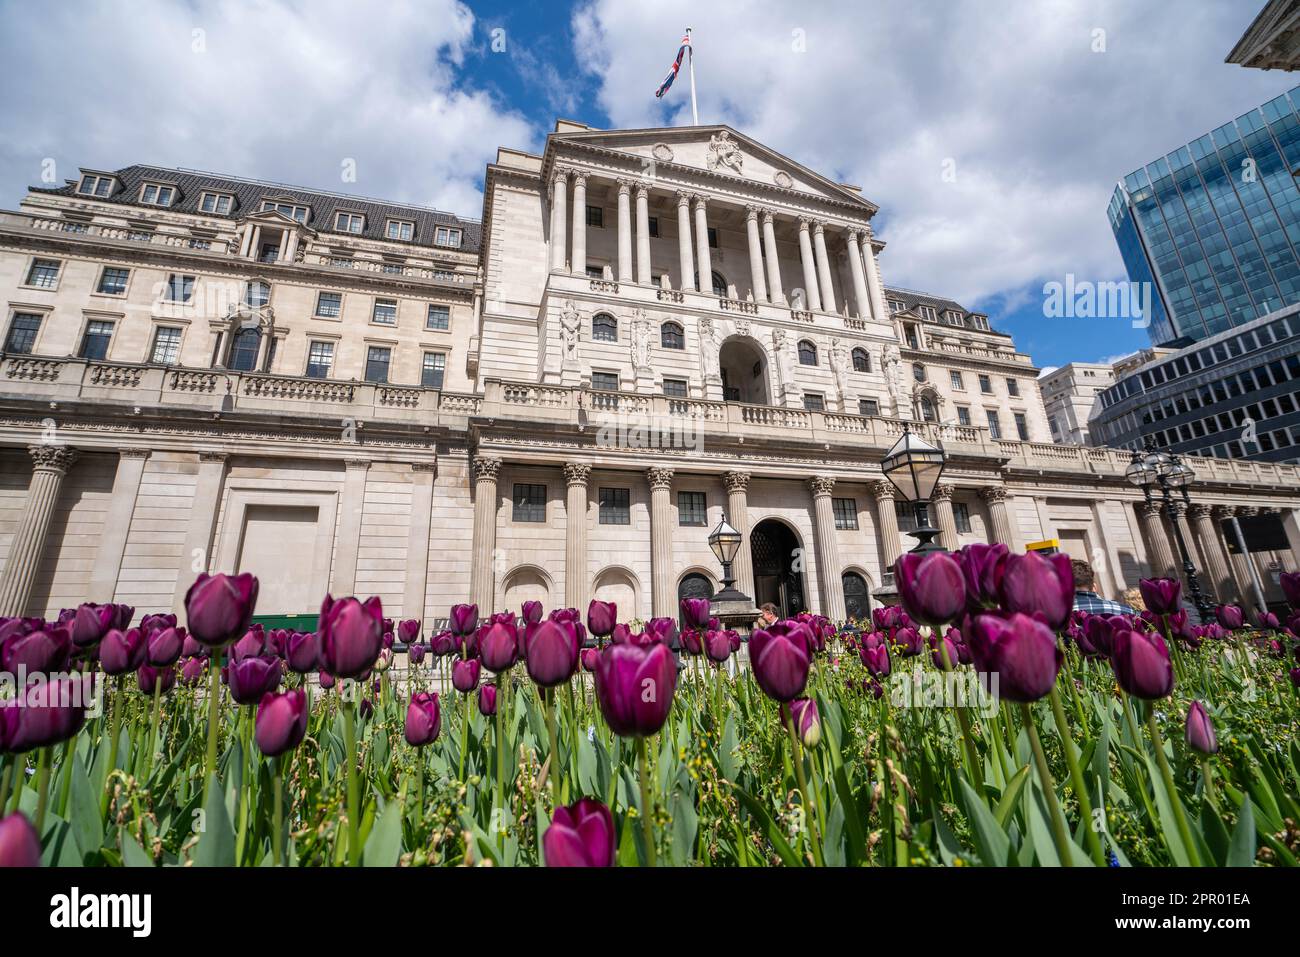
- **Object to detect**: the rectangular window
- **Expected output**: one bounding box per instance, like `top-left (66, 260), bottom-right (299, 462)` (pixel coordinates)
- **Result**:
top-left (859, 398), bottom-right (879, 416)
top-left (957, 405), bottom-right (971, 426)
top-left (435, 226), bottom-right (462, 247)
top-left (421, 352), bottom-right (446, 389)
top-left (372, 298), bottom-right (398, 325)
top-left (707, 227), bottom-right (718, 248)
top-left (1006, 378), bottom-right (1019, 397)
top-left (364, 346), bottom-right (391, 383)
top-left (150, 326), bottom-right (182, 365)
top-left (335, 212), bottom-right (365, 233)
top-left (895, 499), bottom-right (918, 532)
top-left (78, 174), bottom-right (113, 197)
top-left (25, 258), bottom-right (61, 288)
top-left (598, 487), bottom-right (630, 525)
top-left (140, 183), bottom-right (175, 206)
top-left (986, 409), bottom-right (1002, 439)
top-left (648, 216), bottom-right (659, 238)
top-left (591, 371), bottom-right (619, 392)
top-left (306, 341), bottom-right (334, 379)
top-left (97, 267), bottom-right (130, 295)
top-left (832, 497), bottom-right (858, 530)
top-left (426, 304), bottom-right (450, 330)
top-left (386, 219), bottom-right (414, 242)
top-left (663, 378), bottom-right (688, 398)
top-left (513, 483), bottom-right (547, 523)
top-left (950, 370), bottom-right (964, 389)
top-left (953, 502), bottom-right (972, 534)
top-left (978, 374), bottom-right (992, 394)
top-left (586, 205), bottom-right (604, 228)
top-left (165, 274), bottom-right (195, 303)
top-left (803, 393), bottom-right (825, 411)
top-left (315, 291), bottom-right (342, 318)
top-left (677, 491), bottom-right (707, 526)
top-left (200, 192), bottom-right (233, 214)
top-left (79, 320), bottom-right (114, 360)
top-left (1014, 412), bottom-right (1029, 441)
top-left (261, 201), bottom-right (309, 223)
top-left (4, 313), bottom-right (42, 353)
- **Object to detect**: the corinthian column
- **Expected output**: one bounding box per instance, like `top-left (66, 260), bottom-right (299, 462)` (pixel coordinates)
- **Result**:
top-left (693, 195), bottom-right (712, 291)
top-left (745, 206), bottom-right (768, 304)
top-left (931, 483), bottom-right (959, 551)
top-left (762, 211), bottom-right (785, 305)
top-left (808, 476), bottom-right (846, 621)
top-left (570, 171), bottom-right (588, 277)
top-left (871, 479), bottom-right (903, 581)
top-left (564, 463), bottom-right (591, 612)
top-left (724, 471), bottom-right (754, 599)
top-left (0, 445), bottom-right (79, 616)
top-left (470, 456), bottom-right (502, 614)
top-left (1189, 503), bottom-right (1235, 602)
top-left (550, 169), bottom-right (568, 272)
top-left (635, 184), bottom-right (652, 285)
top-left (797, 218), bottom-right (822, 311)
top-left (979, 485), bottom-right (1015, 547)
top-left (846, 230), bottom-right (871, 320)
top-left (676, 192), bottom-right (695, 291)
top-left (617, 179), bottom-right (633, 283)
top-left (647, 468), bottom-right (675, 618)
top-left (1137, 501), bottom-right (1177, 579)
top-left (812, 222), bottom-right (837, 314)
top-left (861, 236), bottom-right (886, 322)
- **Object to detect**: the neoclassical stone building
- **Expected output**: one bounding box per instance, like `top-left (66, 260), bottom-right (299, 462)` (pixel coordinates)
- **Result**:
top-left (1, 121), bottom-right (1299, 627)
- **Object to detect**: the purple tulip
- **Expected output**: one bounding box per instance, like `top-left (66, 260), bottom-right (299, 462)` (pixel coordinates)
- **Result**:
top-left (703, 629), bottom-right (738, 664)
top-left (318, 670), bottom-right (335, 690)
top-left (580, 648), bottom-right (599, 672)
top-left (358, 698), bottom-right (374, 721)
top-left (285, 631), bottom-right (321, 674)
top-left (408, 643), bottom-right (426, 666)
top-left (1215, 605), bottom-right (1244, 630)
top-left (4, 676), bottom-right (90, 751)
top-left (452, 657), bottom-right (481, 693)
top-left (137, 663), bottom-right (176, 696)
top-left (1138, 578), bottom-right (1182, 616)
top-left (397, 619), bottom-right (421, 644)
top-left (525, 620), bottom-right (580, 687)
top-left (478, 616), bottom-right (519, 673)
top-left (179, 656), bottom-right (208, 686)
top-left (543, 798), bottom-right (614, 867)
top-left (592, 641), bottom-right (677, 737)
top-left (255, 689), bottom-right (308, 757)
top-left (1080, 614), bottom-right (1117, 657)
top-left (404, 691), bottom-right (441, 747)
top-left (319, 595), bottom-right (384, 680)
top-left (229, 626), bottom-right (268, 664)
top-left (895, 551), bottom-right (968, 626)
top-left (226, 656), bottom-right (282, 705)
top-left (1, 627), bottom-right (71, 676)
top-left (1110, 628), bottom-right (1174, 700)
top-left (184, 573), bottom-right (259, 648)
top-left (478, 683), bottom-right (497, 716)
top-left (860, 639), bottom-right (891, 678)
top-left (0, 812), bottom-right (42, 867)
top-left (587, 600), bottom-right (617, 639)
top-left (748, 622), bottom-right (813, 702)
top-left (894, 626), bottom-right (924, 658)
top-left (788, 697), bottom-right (821, 748)
top-left (956, 542), bottom-right (1009, 609)
top-left (521, 601), bottom-right (543, 625)
top-left (430, 631), bottom-right (455, 656)
top-left (138, 613), bottom-right (176, 636)
top-left (99, 628), bottom-right (147, 676)
top-left (967, 612), bottom-right (1062, 703)
top-left (1290, 667), bottom-right (1300, 688)
top-left (1257, 610), bottom-right (1280, 630)
top-left (930, 631), bottom-right (960, 672)
top-left (645, 617), bottom-right (679, 650)
top-left (1279, 571), bottom-right (1300, 610)
top-left (1185, 701), bottom-right (1217, 755)
top-left (679, 597), bottom-right (710, 631)
top-left (147, 626), bottom-right (184, 667)
top-left (66, 603), bottom-right (115, 649)
top-left (999, 551), bottom-right (1074, 631)
top-left (449, 603), bottom-right (478, 637)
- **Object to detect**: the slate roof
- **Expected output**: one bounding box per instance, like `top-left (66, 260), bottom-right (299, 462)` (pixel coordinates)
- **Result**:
top-left (883, 285), bottom-right (1009, 337)
top-left (33, 164), bottom-right (481, 254)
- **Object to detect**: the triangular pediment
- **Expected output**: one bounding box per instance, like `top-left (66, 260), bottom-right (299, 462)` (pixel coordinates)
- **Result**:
top-left (551, 124), bottom-right (876, 211)
top-left (240, 208), bottom-right (305, 228)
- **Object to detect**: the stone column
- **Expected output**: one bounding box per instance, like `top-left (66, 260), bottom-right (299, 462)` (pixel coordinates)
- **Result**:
top-left (979, 485), bottom-right (1016, 547)
top-left (469, 456), bottom-right (502, 614)
top-left (846, 230), bottom-right (871, 320)
top-left (812, 222), bottom-right (837, 314)
top-left (1190, 503), bottom-right (1236, 602)
top-left (724, 471), bottom-right (754, 599)
top-left (1168, 500), bottom-right (1199, 575)
top-left (931, 483), bottom-right (959, 551)
top-left (861, 237), bottom-right (886, 322)
top-left (549, 168), bottom-right (568, 273)
top-left (797, 218), bottom-right (822, 312)
top-left (808, 476), bottom-right (846, 621)
top-left (173, 452), bottom-right (228, 613)
top-left (635, 184), bottom-right (652, 285)
top-left (745, 206), bottom-right (768, 303)
top-left (693, 195), bottom-right (712, 291)
top-left (647, 467), bottom-right (675, 618)
top-left (617, 179), bottom-right (633, 283)
top-left (88, 448), bottom-right (150, 603)
top-left (570, 171), bottom-right (587, 278)
top-left (762, 211), bottom-right (785, 305)
top-left (332, 459), bottom-right (370, 595)
top-left (0, 445), bottom-right (79, 616)
top-left (403, 463), bottom-right (436, 619)
top-left (1228, 505), bottom-right (1268, 611)
top-left (871, 479), bottom-right (902, 581)
top-left (676, 192), bottom-right (695, 291)
top-left (564, 463), bottom-right (591, 612)
top-left (1137, 501), bottom-right (1177, 578)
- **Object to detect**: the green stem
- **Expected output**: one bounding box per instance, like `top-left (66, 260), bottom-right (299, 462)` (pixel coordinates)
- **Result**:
top-left (1049, 686), bottom-right (1105, 866)
top-left (785, 705), bottom-right (824, 867)
top-left (144, 677), bottom-right (163, 780)
top-left (344, 698), bottom-right (361, 867)
top-left (544, 688), bottom-right (561, 808)
top-left (1145, 704), bottom-right (1201, 866)
top-left (635, 735), bottom-right (657, 867)
top-left (203, 653), bottom-right (222, 805)
top-left (101, 678), bottom-right (123, 818)
top-left (56, 737), bottom-right (75, 817)
top-left (273, 755), bottom-right (284, 866)
top-left (34, 746), bottom-right (52, 833)
top-left (0, 757), bottom-right (12, 814)
top-left (495, 674), bottom-right (506, 851)
top-left (457, 693), bottom-right (469, 782)
top-left (1020, 702), bottom-right (1073, 866)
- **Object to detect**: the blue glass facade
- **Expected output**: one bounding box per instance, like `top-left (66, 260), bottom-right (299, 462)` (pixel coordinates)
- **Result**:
top-left (1108, 86), bottom-right (1300, 345)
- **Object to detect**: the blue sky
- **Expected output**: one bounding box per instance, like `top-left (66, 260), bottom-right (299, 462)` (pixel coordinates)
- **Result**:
top-left (0, 0), bottom-right (1294, 371)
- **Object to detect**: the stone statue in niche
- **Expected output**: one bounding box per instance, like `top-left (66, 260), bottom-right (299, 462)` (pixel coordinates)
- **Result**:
top-left (706, 130), bottom-right (744, 175)
top-left (559, 299), bottom-right (580, 361)
top-left (882, 343), bottom-right (907, 412)
top-left (791, 287), bottom-right (807, 311)
top-left (630, 309), bottom-right (652, 370)
top-left (829, 338), bottom-right (850, 402)
top-left (699, 316), bottom-right (720, 381)
top-left (772, 328), bottom-right (794, 394)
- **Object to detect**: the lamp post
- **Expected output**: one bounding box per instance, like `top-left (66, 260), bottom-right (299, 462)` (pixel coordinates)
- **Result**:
top-left (707, 512), bottom-right (749, 603)
top-left (881, 424), bottom-right (947, 553)
top-left (1125, 440), bottom-right (1214, 623)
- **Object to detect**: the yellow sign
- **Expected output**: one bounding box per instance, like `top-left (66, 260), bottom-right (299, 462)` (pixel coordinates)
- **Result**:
top-left (1026, 539), bottom-right (1060, 554)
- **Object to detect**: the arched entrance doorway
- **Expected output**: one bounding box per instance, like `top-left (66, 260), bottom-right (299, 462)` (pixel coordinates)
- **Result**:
top-left (750, 518), bottom-right (806, 617)
top-left (842, 571), bottom-right (871, 623)
top-left (718, 336), bottom-right (769, 404)
top-left (676, 572), bottom-right (715, 626)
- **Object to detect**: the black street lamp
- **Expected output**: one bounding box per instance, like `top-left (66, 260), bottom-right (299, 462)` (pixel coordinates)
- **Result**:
top-left (1126, 440), bottom-right (1214, 623)
top-left (881, 424), bottom-right (947, 553)
top-left (707, 512), bottom-right (750, 603)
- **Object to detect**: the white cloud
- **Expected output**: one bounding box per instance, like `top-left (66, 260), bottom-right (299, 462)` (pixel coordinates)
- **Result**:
top-left (0, 0), bottom-right (539, 214)
top-left (571, 0), bottom-right (1295, 307)
top-left (1037, 366), bottom-right (1060, 378)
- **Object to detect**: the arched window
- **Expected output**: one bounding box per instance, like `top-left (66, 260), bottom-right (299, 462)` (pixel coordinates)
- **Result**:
top-left (798, 340), bottom-right (818, 366)
top-left (677, 573), bottom-right (714, 628)
top-left (852, 347), bottom-right (871, 373)
top-left (711, 271), bottom-right (728, 297)
top-left (842, 571), bottom-right (871, 623)
top-left (244, 280), bottom-right (270, 308)
top-left (660, 321), bottom-right (685, 350)
top-left (592, 312), bottom-right (617, 342)
top-left (912, 362), bottom-right (926, 382)
top-left (228, 326), bottom-right (262, 372)
top-left (919, 395), bottom-right (937, 421)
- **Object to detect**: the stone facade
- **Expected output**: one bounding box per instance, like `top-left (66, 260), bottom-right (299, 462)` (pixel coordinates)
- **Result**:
top-left (1040, 362), bottom-right (1115, 446)
top-left (1, 122), bottom-right (1299, 625)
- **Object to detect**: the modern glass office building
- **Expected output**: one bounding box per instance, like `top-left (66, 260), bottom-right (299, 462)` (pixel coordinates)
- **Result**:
top-left (1108, 85), bottom-right (1300, 346)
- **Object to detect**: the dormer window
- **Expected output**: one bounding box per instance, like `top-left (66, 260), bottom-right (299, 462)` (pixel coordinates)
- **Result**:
top-left (77, 174), bottom-right (115, 197)
top-left (261, 200), bottom-right (310, 223)
top-left (917, 305), bottom-right (937, 322)
top-left (335, 211), bottom-right (365, 234)
top-left (200, 191), bottom-right (234, 215)
top-left (887, 299), bottom-right (905, 313)
top-left (387, 219), bottom-right (415, 242)
top-left (945, 310), bottom-right (964, 325)
top-left (140, 183), bottom-right (177, 206)
top-left (434, 225), bottom-right (461, 247)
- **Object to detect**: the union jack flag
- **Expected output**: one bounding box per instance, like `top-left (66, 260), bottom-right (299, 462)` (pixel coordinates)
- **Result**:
top-left (655, 32), bottom-right (691, 99)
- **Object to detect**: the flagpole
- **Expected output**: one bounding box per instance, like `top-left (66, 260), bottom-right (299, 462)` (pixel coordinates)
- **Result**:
top-left (687, 27), bottom-right (699, 126)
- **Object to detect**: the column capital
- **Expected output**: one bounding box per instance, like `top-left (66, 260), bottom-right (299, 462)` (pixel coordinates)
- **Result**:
top-left (745, 205), bottom-right (762, 222)
top-left (812, 221), bottom-right (826, 237)
top-left (635, 182), bottom-right (649, 200)
top-left (1187, 503), bottom-right (1214, 520)
top-left (932, 483), bottom-right (955, 503)
top-left (473, 455), bottom-right (503, 482)
top-left (616, 178), bottom-right (634, 196)
top-left (1237, 505), bottom-right (1259, 517)
top-left (807, 475), bottom-right (836, 497)
top-left (676, 191), bottom-right (692, 208)
top-left (1137, 501), bottom-right (1163, 519)
top-left (761, 209), bottom-right (776, 226)
top-left (869, 478), bottom-right (895, 501)
top-left (797, 217), bottom-right (813, 232)
top-left (977, 485), bottom-right (1006, 504)
top-left (28, 445), bottom-right (79, 473)
top-left (692, 193), bottom-right (708, 210)
top-left (564, 462), bottom-right (592, 487)
top-left (1212, 504), bottom-right (1237, 518)
top-left (570, 170), bottom-right (588, 187)
top-left (722, 470), bottom-right (750, 494)
top-left (1168, 500), bottom-right (1188, 518)
top-left (552, 166), bottom-right (571, 184)
top-left (646, 467), bottom-right (674, 492)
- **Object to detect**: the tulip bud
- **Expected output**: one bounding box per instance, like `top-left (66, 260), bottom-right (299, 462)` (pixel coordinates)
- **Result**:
top-left (1279, 571), bottom-right (1300, 611)
top-left (404, 691), bottom-right (441, 747)
top-left (956, 542), bottom-right (1009, 609)
top-left (543, 798), bottom-right (614, 867)
top-left (373, 648), bottom-right (393, 673)
top-left (895, 552), bottom-right (968, 626)
top-left (967, 612), bottom-right (1062, 703)
top-left (398, 619), bottom-right (421, 644)
top-left (285, 631), bottom-right (321, 674)
top-left (318, 670), bottom-right (336, 690)
top-left (408, 643), bottom-right (426, 665)
top-left (4, 677), bottom-right (89, 751)
top-left (452, 657), bottom-right (481, 693)
top-left (580, 648), bottom-right (599, 672)
top-left (179, 655), bottom-right (208, 686)
top-left (449, 603), bottom-right (479, 637)
top-left (521, 601), bottom-right (544, 625)
top-left (137, 663), bottom-right (176, 696)
top-left (788, 697), bottom-right (821, 748)
top-left (1110, 628), bottom-right (1174, 700)
top-left (184, 573), bottom-right (259, 648)
top-left (358, 698), bottom-right (374, 721)
top-left (319, 595), bottom-right (384, 680)
top-left (1138, 577), bottom-right (1182, 616)
top-left (255, 689), bottom-right (308, 757)
top-left (748, 622), bottom-right (812, 702)
top-left (0, 812), bottom-right (42, 867)
top-left (679, 597), bottom-right (710, 631)
top-left (1185, 700), bottom-right (1218, 755)
top-left (592, 642), bottom-right (677, 737)
top-left (999, 552), bottom-right (1074, 631)
top-left (1215, 605), bottom-right (1244, 630)
top-left (66, 603), bottom-right (115, 649)
top-left (226, 656), bottom-right (283, 705)
top-left (147, 626), bottom-right (184, 667)
top-left (99, 628), bottom-right (147, 676)
top-left (478, 616), bottom-right (519, 673)
top-left (525, 619), bottom-right (580, 686)
top-left (586, 600), bottom-right (617, 638)
top-left (478, 683), bottom-right (497, 716)
top-left (1, 627), bottom-right (71, 676)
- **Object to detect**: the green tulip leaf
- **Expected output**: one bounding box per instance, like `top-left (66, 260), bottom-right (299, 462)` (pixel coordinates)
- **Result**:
top-left (1226, 799), bottom-right (1255, 868)
top-left (194, 774), bottom-right (236, 867)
